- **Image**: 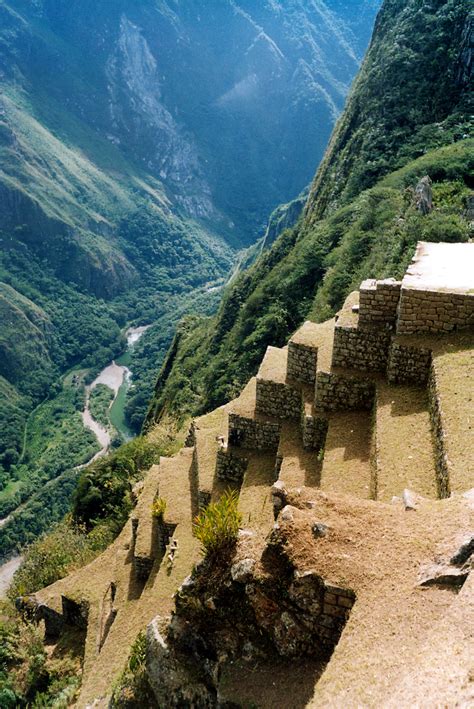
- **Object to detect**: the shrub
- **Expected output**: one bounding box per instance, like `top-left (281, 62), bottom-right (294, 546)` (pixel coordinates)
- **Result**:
top-left (193, 490), bottom-right (241, 558)
top-left (110, 631), bottom-right (155, 708)
top-left (8, 518), bottom-right (111, 599)
top-left (151, 496), bottom-right (166, 520)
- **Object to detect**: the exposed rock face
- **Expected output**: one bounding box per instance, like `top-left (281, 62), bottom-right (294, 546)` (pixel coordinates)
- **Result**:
top-left (146, 512), bottom-right (356, 705)
top-left (415, 175), bottom-right (433, 215)
top-left (147, 618), bottom-right (217, 708)
top-left (106, 15), bottom-right (214, 219)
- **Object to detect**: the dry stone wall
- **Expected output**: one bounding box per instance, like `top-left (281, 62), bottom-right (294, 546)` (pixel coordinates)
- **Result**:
top-left (302, 411), bottom-right (328, 451)
top-left (332, 324), bottom-right (391, 372)
top-left (287, 341), bottom-right (318, 383)
top-left (427, 365), bottom-right (450, 498)
top-left (387, 342), bottom-right (432, 385)
top-left (228, 413), bottom-right (281, 451)
top-left (256, 378), bottom-right (302, 421)
top-left (315, 371), bottom-right (375, 411)
top-left (359, 278), bottom-right (401, 328)
top-left (215, 448), bottom-right (248, 484)
top-left (397, 289), bottom-right (474, 334)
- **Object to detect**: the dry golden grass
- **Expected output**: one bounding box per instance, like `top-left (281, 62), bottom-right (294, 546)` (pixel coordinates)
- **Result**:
top-left (320, 411), bottom-right (373, 499)
top-left (375, 382), bottom-right (437, 500)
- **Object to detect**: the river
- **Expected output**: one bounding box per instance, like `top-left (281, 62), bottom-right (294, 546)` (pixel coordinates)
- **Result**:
top-left (82, 324), bottom-right (150, 452)
top-left (0, 325), bottom-right (150, 599)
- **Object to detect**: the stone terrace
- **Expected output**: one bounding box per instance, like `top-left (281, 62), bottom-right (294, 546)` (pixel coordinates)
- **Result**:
top-left (27, 242), bottom-right (473, 706)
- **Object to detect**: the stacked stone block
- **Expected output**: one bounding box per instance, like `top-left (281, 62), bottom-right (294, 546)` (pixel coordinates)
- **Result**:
top-left (255, 378), bottom-right (302, 421)
top-left (315, 371), bottom-right (375, 412)
top-left (397, 289), bottom-right (474, 334)
top-left (332, 324), bottom-right (391, 372)
top-left (287, 340), bottom-right (318, 383)
top-left (427, 366), bottom-right (450, 498)
top-left (317, 584), bottom-right (356, 647)
top-left (359, 278), bottom-right (401, 328)
top-left (387, 342), bottom-right (432, 385)
top-left (228, 413), bottom-right (281, 452)
top-left (215, 448), bottom-right (248, 484)
top-left (301, 411), bottom-right (328, 452)
top-left (61, 596), bottom-right (90, 630)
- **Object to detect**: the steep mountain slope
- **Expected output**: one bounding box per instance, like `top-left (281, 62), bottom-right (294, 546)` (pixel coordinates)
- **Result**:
top-left (0, 1), bottom-right (381, 558)
top-left (147, 0), bottom-right (473, 424)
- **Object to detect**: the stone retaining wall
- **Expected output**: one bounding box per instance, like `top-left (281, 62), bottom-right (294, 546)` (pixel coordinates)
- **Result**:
top-left (62, 596), bottom-right (89, 630)
top-left (255, 378), bottom-right (302, 421)
top-left (315, 372), bottom-right (375, 411)
top-left (287, 341), bottom-right (318, 383)
top-left (215, 448), bottom-right (248, 484)
top-left (301, 412), bottom-right (328, 451)
top-left (397, 289), bottom-right (474, 334)
top-left (317, 583), bottom-right (356, 647)
top-left (359, 278), bottom-right (401, 328)
top-left (332, 324), bottom-right (391, 372)
top-left (228, 413), bottom-right (281, 451)
top-left (387, 342), bottom-right (432, 385)
top-left (427, 365), bottom-right (450, 498)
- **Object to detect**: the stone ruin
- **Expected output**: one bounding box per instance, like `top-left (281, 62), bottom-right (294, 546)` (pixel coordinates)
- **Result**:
top-left (22, 241), bottom-right (473, 707)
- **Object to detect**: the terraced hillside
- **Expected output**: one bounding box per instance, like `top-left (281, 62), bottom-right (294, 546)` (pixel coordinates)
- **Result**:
top-left (22, 243), bottom-right (473, 706)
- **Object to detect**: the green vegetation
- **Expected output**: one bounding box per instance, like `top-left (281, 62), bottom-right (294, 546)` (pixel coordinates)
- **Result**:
top-left (193, 490), bottom-right (241, 558)
top-left (306, 0), bottom-right (472, 222)
top-left (111, 632), bottom-right (155, 708)
top-left (7, 519), bottom-right (112, 600)
top-left (0, 380), bottom-right (98, 518)
top-left (89, 384), bottom-right (115, 430)
top-left (72, 422), bottom-right (182, 535)
top-left (147, 141), bottom-right (473, 425)
top-left (147, 0), bottom-right (473, 426)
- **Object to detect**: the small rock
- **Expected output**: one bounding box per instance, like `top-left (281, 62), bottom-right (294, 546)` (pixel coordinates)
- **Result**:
top-left (238, 528), bottom-right (254, 539)
top-left (312, 523), bottom-right (328, 538)
top-left (304, 500), bottom-right (316, 510)
top-left (403, 489), bottom-right (418, 511)
top-left (280, 505), bottom-right (297, 522)
top-left (271, 480), bottom-right (286, 495)
top-left (415, 175), bottom-right (433, 215)
top-left (231, 558), bottom-right (255, 583)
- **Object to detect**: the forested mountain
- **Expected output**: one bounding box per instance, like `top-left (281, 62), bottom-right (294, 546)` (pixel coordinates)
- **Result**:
top-left (0, 1), bottom-right (380, 550)
top-left (147, 0), bottom-right (473, 424)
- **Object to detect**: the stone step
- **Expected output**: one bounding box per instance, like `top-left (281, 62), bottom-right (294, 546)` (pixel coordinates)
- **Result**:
top-left (374, 382), bottom-right (437, 502)
top-left (193, 405), bottom-right (229, 505)
top-left (133, 464), bottom-right (162, 580)
top-left (79, 447), bottom-right (200, 706)
top-left (277, 421), bottom-right (321, 488)
top-left (320, 412), bottom-right (373, 499)
top-left (428, 336), bottom-right (474, 495)
top-left (256, 346), bottom-right (303, 421)
top-left (287, 318), bottom-right (335, 384)
top-left (229, 377), bottom-right (282, 452)
top-left (238, 452), bottom-right (277, 536)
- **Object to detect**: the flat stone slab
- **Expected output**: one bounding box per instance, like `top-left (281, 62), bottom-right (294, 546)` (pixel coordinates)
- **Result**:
top-left (402, 242), bottom-right (474, 294)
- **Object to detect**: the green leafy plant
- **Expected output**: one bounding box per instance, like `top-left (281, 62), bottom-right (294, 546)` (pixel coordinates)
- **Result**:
top-left (193, 489), bottom-right (241, 558)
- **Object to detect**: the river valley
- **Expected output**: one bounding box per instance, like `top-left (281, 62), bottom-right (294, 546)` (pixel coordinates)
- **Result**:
top-left (0, 325), bottom-right (150, 598)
